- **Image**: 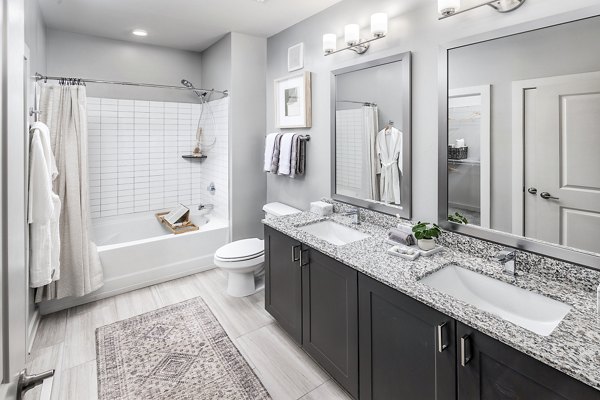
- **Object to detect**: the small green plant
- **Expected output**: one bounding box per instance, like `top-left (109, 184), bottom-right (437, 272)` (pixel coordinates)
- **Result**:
top-left (448, 212), bottom-right (468, 224)
top-left (412, 222), bottom-right (442, 240)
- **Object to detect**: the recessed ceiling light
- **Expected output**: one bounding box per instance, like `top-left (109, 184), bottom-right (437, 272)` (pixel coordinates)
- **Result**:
top-left (132, 29), bottom-right (148, 37)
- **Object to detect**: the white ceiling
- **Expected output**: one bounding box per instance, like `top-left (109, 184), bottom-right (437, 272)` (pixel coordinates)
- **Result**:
top-left (39, 0), bottom-right (344, 52)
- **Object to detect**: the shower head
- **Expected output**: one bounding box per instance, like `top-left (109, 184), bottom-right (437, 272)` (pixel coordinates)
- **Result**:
top-left (181, 78), bottom-right (208, 98)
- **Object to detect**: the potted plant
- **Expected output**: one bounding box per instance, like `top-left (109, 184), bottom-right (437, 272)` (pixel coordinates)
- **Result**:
top-left (412, 222), bottom-right (441, 251)
top-left (448, 212), bottom-right (468, 224)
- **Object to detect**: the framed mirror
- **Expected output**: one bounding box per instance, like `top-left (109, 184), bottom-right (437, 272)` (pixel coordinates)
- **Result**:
top-left (331, 52), bottom-right (412, 218)
top-left (439, 16), bottom-right (600, 269)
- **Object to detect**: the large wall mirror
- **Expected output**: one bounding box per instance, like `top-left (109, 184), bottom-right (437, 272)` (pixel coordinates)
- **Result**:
top-left (439, 16), bottom-right (600, 269)
top-left (332, 52), bottom-right (412, 218)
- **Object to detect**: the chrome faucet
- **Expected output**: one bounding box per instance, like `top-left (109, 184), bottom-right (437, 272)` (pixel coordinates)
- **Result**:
top-left (495, 248), bottom-right (517, 276)
top-left (342, 207), bottom-right (361, 225)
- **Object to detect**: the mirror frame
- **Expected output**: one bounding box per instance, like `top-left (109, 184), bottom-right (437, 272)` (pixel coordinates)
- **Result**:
top-left (331, 52), bottom-right (412, 219)
top-left (438, 16), bottom-right (600, 271)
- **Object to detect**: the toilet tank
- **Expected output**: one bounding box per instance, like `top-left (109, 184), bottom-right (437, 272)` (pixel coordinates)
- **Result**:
top-left (262, 202), bottom-right (301, 220)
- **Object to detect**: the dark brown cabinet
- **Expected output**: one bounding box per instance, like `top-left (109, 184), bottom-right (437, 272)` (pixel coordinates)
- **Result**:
top-left (302, 248), bottom-right (359, 398)
top-left (358, 273), bottom-right (456, 400)
top-left (264, 226), bottom-right (303, 344)
top-left (456, 322), bottom-right (599, 400)
top-left (264, 228), bottom-right (599, 400)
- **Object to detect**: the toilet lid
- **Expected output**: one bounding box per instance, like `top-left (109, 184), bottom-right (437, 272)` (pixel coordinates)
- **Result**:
top-left (215, 238), bottom-right (264, 261)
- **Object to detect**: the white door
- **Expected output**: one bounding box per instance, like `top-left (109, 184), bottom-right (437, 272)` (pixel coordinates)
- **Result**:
top-left (1, 0), bottom-right (28, 398)
top-left (524, 76), bottom-right (600, 253)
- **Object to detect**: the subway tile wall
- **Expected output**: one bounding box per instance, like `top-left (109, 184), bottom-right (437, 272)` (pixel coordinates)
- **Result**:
top-left (335, 109), bottom-right (363, 198)
top-left (87, 97), bottom-right (229, 219)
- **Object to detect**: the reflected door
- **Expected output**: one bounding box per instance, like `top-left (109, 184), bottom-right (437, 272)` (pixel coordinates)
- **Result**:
top-left (525, 76), bottom-right (600, 253)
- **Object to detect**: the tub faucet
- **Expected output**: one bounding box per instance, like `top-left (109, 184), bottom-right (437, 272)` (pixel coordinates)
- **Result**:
top-left (495, 248), bottom-right (517, 276)
top-left (342, 207), bottom-right (361, 225)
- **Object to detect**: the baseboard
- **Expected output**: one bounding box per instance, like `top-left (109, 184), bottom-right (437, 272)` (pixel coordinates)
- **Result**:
top-left (27, 308), bottom-right (41, 354)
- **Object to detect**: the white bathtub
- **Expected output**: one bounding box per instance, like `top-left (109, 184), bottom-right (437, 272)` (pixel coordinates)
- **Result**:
top-left (39, 210), bottom-right (229, 315)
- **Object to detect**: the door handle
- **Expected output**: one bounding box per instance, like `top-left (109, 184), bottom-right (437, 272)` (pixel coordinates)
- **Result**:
top-left (527, 187), bottom-right (537, 195)
top-left (437, 322), bottom-right (449, 353)
top-left (292, 245), bottom-right (301, 262)
top-left (540, 192), bottom-right (559, 200)
top-left (460, 334), bottom-right (472, 367)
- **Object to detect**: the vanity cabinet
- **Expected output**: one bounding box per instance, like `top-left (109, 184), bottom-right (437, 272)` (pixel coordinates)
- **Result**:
top-left (456, 322), bottom-right (599, 400)
top-left (264, 226), bottom-right (359, 398)
top-left (358, 273), bottom-right (456, 400)
top-left (302, 248), bottom-right (359, 398)
top-left (264, 228), bottom-right (599, 400)
top-left (264, 226), bottom-right (303, 344)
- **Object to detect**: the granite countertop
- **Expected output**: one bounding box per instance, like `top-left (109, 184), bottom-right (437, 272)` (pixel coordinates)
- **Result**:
top-left (263, 210), bottom-right (600, 391)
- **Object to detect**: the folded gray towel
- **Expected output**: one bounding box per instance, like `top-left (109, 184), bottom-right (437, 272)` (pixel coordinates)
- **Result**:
top-left (289, 134), bottom-right (300, 178)
top-left (388, 227), bottom-right (415, 246)
top-left (296, 136), bottom-right (306, 176)
top-left (270, 134), bottom-right (283, 174)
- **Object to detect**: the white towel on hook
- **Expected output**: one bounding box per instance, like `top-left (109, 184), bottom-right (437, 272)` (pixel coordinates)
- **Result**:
top-left (28, 122), bottom-right (61, 287)
top-left (277, 132), bottom-right (296, 175)
top-left (264, 133), bottom-right (278, 172)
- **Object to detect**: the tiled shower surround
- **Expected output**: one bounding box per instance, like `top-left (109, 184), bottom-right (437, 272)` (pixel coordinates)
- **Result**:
top-left (87, 97), bottom-right (229, 219)
top-left (335, 109), bottom-right (363, 197)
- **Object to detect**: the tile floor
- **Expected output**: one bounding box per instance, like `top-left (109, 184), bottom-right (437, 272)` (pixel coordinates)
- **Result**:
top-left (26, 268), bottom-right (352, 400)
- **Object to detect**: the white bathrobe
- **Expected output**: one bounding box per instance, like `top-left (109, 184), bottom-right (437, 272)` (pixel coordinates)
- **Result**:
top-left (376, 127), bottom-right (403, 205)
top-left (28, 122), bottom-right (61, 287)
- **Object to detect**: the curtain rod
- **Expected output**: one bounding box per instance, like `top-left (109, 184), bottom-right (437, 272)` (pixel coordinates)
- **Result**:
top-left (33, 73), bottom-right (229, 97)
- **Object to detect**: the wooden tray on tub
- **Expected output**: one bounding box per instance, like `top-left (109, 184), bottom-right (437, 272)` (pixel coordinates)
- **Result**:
top-left (155, 211), bottom-right (199, 234)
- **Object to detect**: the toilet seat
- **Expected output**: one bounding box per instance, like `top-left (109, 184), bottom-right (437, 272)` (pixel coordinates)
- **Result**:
top-left (214, 238), bottom-right (264, 262)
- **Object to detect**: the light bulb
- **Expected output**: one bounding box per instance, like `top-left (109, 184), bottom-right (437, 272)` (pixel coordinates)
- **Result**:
top-left (344, 24), bottom-right (360, 46)
top-left (371, 13), bottom-right (388, 37)
top-left (438, 0), bottom-right (460, 16)
top-left (323, 34), bottom-right (337, 54)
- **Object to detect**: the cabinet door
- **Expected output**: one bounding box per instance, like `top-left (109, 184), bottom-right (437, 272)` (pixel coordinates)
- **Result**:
top-left (264, 226), bottom-right (303, 344)
top-left (457, 322), bottom-right (599, 400)
top-left (359, 274), bottom-right (456, 400)
top-left (302, 249), bottom-right (358, 399)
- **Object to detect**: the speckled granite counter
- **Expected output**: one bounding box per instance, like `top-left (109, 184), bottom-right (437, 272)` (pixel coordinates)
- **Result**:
top-left (263, 208), bottom-right (600, 391)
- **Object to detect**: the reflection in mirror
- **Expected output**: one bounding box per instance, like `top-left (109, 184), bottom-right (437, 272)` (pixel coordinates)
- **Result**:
top-left (446, 16), bottom-right (600, 256)
top-left (332, 53), bottom-right (411, 218)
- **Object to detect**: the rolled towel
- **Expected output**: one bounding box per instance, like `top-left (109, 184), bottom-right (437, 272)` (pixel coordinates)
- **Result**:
top-left (388, 227), bottom-right (415, 246)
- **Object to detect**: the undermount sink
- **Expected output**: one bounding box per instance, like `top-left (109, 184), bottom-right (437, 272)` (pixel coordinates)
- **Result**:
top-left (420, 264), bottom-right (571, 336)
top-left (299, 220), bottom-right (370, 246)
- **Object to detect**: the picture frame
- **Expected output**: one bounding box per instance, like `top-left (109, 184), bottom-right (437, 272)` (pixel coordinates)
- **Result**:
top-left (274, 71), bottom-right (312, 129)
top-left (287, 43), bottom-right (304, 72)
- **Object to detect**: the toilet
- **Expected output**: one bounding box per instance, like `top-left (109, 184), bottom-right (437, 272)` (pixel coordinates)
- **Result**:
top-left (214, 202), bottom-right (301, 297)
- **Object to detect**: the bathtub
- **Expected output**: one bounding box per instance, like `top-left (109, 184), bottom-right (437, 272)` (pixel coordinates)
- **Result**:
top-left (39, 210), bottom-right (229, 315)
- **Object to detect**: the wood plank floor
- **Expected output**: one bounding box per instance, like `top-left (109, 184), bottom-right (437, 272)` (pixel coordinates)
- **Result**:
top-left (26, 268), bottom-right (352, 400)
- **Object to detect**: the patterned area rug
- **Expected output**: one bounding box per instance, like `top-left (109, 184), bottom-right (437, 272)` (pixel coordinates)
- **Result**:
top-left (96, 297), bottom-right (271, 400)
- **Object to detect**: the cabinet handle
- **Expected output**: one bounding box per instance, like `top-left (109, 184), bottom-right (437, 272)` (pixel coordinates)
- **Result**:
top-left (300, 248), bottom-right (309, 267)
top-left (460, 334), bottom-right (472, 367)
top-left (292, 245), bottom-right (301, 262)
top-left (437, 322), bottom-right (449, 353)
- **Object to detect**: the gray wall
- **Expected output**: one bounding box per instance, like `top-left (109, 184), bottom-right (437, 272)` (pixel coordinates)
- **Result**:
top-left (25, 0), bottom-right (46, 75)
top-left (201, 34), bottom-right (232, 96)
top-left (46, 29), bottom-right (203, 103)
top-left (201, 33), bottom-right (267, 240)
top-left (449, 16), bottom-right (600, 232)
top-left (266, 0), bottom-right (600, 223)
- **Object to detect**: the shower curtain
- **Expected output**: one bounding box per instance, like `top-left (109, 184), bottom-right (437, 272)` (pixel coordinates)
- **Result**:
top-left (36, 83), bottom-right (103, 301)
top-left (361, 105), bottom-right (380, 201)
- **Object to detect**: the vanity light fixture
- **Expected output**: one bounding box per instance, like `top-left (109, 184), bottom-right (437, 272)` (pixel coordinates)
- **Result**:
top-left (438, 0), bottom-right (526, 20)
top-left (323, 13), bottom-right (388, 56)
